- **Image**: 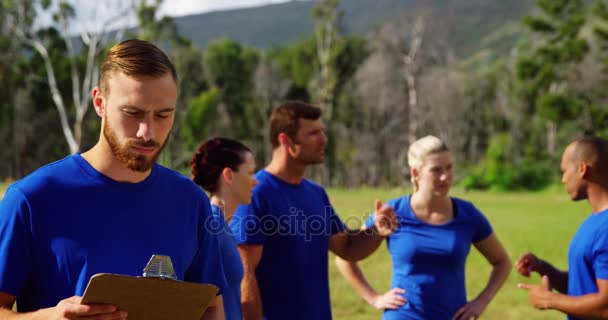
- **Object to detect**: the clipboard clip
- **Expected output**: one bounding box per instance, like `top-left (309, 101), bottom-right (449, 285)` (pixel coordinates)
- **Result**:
top-left (142, 254), bottom-right (177, 280)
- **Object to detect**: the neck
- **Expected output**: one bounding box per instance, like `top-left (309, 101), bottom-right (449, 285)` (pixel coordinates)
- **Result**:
top-left (265, 150), bottom-right (307, 184)
top-left (81, 141), bottom-right (151, 183)
top-left (410, 191), bottom-right (450, 210)
top-left (210, 192), bottom-right (238, 223)
top-left (587, 184), bottom-right (608, 214)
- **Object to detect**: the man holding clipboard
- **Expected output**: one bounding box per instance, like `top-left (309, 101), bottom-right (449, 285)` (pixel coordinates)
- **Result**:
top-left (0, 39), bottom-right (226, 319)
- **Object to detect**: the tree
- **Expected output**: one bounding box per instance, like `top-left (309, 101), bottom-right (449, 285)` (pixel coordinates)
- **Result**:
top-left (592, 0), bottom-right (608, 71)
top-left (253, 54), bottom-right (290, 163)
top-left (401, 17), bottom-right (425, 145)
top-left (204, 39), bottom-right (259, 140)
top-left (8, 0), bottom-right (132, 154)
top-left (312, 0), bottom-right (341, 118)
top-left (516, 0), bottom-right (590, 154)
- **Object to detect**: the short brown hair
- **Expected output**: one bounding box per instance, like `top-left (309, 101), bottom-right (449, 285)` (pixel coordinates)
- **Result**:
top-left (99, 39), bottom-right (177, 93)
top-left (269, 101), bottom-right (322, 148)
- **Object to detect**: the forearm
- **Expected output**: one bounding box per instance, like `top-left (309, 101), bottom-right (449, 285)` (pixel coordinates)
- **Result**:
top-left (475, 258), bottom-right (511, 304)
top-left (201, 296), bottom-right (224, 320)
top-left (548, 292), bottom-right (608, 319)
top-left (339, 230), bottom-right (385, 261)
top-left (335, 257), bottom-right (378, 304)
top-left (241, 274), bottom-right (263, 320)
top-left (537, 260), bottom-right (569, 294)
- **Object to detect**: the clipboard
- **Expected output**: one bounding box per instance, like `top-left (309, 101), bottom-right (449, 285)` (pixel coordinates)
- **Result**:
top-left (81, 273), bottom-right (219, 320)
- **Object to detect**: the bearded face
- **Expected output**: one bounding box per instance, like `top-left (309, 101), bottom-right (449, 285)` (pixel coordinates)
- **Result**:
top-left (103, 113), bottom-right (168, 172)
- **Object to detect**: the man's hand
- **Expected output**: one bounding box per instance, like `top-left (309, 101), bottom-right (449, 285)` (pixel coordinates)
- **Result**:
top-left (372, 200), bottom-right (397, 237)
top-left (49, 296), bottom-right (126, 320)
top-left (452, 296), bottom-right (489, 320)
top-left (515, 252), bottom-right (542, 277)
top-left (518, 275), bottom-right (553, 310)
top-left (370, 288), bottom-right (406, 310)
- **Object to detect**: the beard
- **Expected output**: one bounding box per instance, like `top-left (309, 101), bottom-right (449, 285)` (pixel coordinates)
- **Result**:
top-left (103, 117), bottom-right (167, 172)
top-left (295, 148), bottom-right (325, 165)
top-left (571, 185), bottom-right (588, 201)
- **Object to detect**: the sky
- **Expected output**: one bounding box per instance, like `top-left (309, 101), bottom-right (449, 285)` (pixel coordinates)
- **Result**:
top-left (158, 0), bottom-right (293, 17)
top-left (36, 0), bottom-right (296, 32)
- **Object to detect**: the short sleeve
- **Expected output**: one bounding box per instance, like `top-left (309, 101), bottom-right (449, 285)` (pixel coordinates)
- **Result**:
top-left (0, 186), bottom-right (33, 296)
top-left (470, 204), bottom-right (493, 243)
top-left (323, 192), bottom-right (345, 235)
top-left (592, 227), bottom-right (608, 280)
top-left (184, 198), bottom-right (228, 293)
top-left (364, 214), bottom-right (374, 230)
top-left (229, 190), bottom-right (267, 245)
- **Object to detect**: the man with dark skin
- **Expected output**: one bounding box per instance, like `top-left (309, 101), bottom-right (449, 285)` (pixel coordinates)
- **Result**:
top-left (517, 136), bottom-right (608, 320)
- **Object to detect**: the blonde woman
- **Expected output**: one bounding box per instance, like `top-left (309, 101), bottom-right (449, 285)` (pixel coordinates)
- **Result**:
top-left (336, 135), bottom-right (511, 320)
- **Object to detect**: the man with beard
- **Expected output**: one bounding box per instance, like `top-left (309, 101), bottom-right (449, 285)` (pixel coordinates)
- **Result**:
top-left (517, 136), bottom-right (608, 320)
top-left (230, 101), bottom-right (397, 320)
top-left (0, 39), bottom-right (225, 320)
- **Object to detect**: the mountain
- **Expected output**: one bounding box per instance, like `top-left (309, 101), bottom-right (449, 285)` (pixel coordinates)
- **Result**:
top-left (172, 0), bottom-right (535, 58)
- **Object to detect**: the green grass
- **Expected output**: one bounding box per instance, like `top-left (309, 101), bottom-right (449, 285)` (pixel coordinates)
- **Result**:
top-left (0, 184), bottom-right (588, 318)
top-left (327, 187), bottom-right (589, 320)
top-left (0, 182), bottom-right (7, 199)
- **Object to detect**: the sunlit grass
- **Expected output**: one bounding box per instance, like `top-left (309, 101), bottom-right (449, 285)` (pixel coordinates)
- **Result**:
top-left (0, 182), bottom-right (7, 199)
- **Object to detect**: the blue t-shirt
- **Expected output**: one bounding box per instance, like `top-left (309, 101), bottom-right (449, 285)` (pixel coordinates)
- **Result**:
top-left (567, 209), bottom-right (608, 320)
top-left (365, 195), bottom-right (493, 320)
top-left (229, 170), bottom-right (345, 320)
top-left (210, 205), bottom-right (244, 320)
top-left (0, 154), bottom-right (227, 312)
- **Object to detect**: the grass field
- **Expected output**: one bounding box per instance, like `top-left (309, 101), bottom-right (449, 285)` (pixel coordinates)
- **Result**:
top-left (0, 183), bottom-right (589, 319)
top-left (0, 183), bottom-right (7, 199)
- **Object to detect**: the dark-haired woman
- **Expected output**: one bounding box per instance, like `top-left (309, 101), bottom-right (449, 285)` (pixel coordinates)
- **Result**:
top-left (191, 137), bottom-right (258, 320)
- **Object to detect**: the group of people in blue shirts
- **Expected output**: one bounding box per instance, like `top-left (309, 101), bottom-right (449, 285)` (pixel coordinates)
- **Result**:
top-left (1, 39), bottom-right (608, 320)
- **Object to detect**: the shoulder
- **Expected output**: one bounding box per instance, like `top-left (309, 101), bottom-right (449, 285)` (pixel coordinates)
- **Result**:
top-left (8, 155), bottom-right (80, 197)
top-left (301, 178), bottom-right (327, 194)
top-left (589, 211), bottom-right (608, 235)
top-left (386, 195), bottom-right (410, 216)
top-left (387, 196), bottom-right (408, 208)
top-left (154, 165), bottom-right (210, 203)
top-left (251, 171), bottom-right (326, 196)
top-left (452, 197), bottom-right (482, 216)
top-left (250, 170), bottom-right (276, 194)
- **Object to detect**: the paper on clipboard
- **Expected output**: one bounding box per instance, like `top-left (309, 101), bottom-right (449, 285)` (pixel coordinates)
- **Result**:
top-left (81, 273), bottom-right (218, 320)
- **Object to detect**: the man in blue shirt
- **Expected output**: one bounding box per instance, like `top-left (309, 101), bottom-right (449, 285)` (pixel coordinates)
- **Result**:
top-left (0, 39), bottom-right (225, 319)
top-left (230, 101), bottom-right (397, 320)
top-left (517, 136), bottom-right (608, 319)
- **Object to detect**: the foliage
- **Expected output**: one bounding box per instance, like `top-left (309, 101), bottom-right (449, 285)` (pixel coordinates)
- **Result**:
top-left (2, 0), bottom-right (608, 192)
top-left (462, 133), bottom-right (553, 191)
top-left (516, 0), bottom-right (590, 125)
top-left (204, 39), bottom-right (260, 140)
top-left (181, 88), bottom-right (221, 150)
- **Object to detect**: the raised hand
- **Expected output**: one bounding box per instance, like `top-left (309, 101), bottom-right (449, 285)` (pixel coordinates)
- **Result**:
top-left (372, 199), bottom-right (398, 237)
top-left (515, 252), bottom-right (542, 277)
top-left (49, 296), bottom-right (127, 320)
top-left (371, 288), bottom-right (406, 310)
top-left (518, 275), bottom-right (553, 310)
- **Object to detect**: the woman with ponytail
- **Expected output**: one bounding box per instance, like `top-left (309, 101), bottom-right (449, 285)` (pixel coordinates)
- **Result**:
top-left (335, 135), bottom-right (511, 320)
top-left (191, 137), bottom-right (258, 320)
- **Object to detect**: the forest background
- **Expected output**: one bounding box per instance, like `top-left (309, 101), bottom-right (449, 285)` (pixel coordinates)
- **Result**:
top-left (1, 0), bottom-right (608, 190)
